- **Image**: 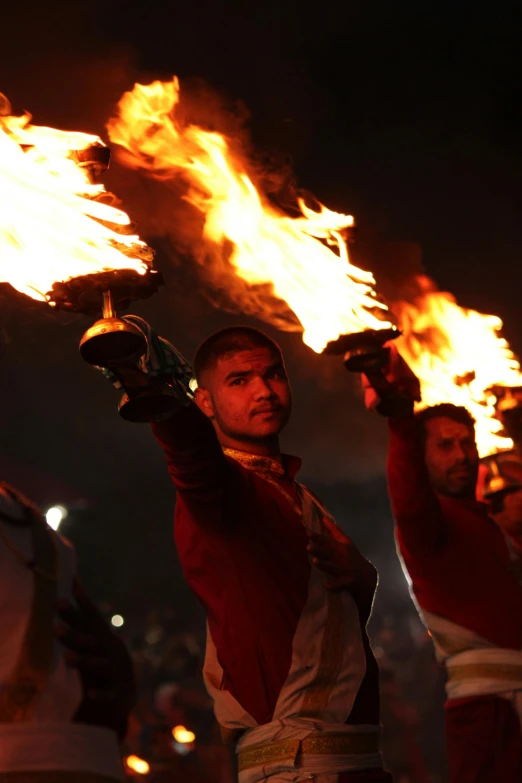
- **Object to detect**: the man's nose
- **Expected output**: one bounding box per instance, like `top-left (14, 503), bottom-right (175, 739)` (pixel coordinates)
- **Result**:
top-left (252, 377), bottom-right (276, 399)
top-left (454, 443), bottom-right (468, 460)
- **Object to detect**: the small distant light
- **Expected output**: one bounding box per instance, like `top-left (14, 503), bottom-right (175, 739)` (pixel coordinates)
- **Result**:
top-left (125, 755), bottom-right (150, 775)
top-left (172, 725), bottom-right (195, 744)
top-left (145, 626), bottom-right (163, 645)
top-left (189, 377), bottom-right (198, 392)
top-left (45, 505), bottom-right (67, 531)
top-left (111, 614), bottom-right (124, 628)
top-left (173, 741), bottom-right (192, 755)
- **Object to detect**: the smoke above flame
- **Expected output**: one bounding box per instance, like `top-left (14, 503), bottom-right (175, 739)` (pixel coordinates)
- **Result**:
top-left (391, 275), bottom-right (522, 456)
top-left (107, 77), bottom-right (393, 354)
top-left (0, 94), bottom-right (152, 303)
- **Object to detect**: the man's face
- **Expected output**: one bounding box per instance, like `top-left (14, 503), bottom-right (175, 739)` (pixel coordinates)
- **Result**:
top-left (424, 417), bottom-right (479, 497)
top-left (195, 347), bottom-right (292, 446)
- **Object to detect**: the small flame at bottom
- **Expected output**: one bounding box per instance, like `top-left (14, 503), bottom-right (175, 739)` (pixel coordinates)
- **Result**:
top-left (172, 725), bottom-right (196, 744)
top-left (125, 755), bottom-right (150, 775)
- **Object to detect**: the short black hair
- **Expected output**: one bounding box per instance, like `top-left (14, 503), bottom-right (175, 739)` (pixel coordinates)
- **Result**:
top-left (415, 403), bottom-right (476, 438)
top-left (194, 326), bottom-right (283, 385)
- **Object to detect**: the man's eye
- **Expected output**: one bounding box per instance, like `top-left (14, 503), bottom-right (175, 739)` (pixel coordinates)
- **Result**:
top-left (230, 378), bottom-right (245, 386)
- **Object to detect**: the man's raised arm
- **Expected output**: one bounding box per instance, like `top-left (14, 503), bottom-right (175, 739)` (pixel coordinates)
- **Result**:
top-left (96, 315), bottom-right (239, 534)
top-left (152, 399), bottom-right (227, 495)
top-left (386, 412), bottom-right (446, 555)
top-left (364, 346), bottom-right (446, 555)
top-left (151, 401), bottom-right (238, 534)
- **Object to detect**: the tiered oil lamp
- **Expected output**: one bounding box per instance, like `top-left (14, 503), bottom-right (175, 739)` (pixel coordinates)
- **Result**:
top-left (47, 145), bottom-right (179, 422)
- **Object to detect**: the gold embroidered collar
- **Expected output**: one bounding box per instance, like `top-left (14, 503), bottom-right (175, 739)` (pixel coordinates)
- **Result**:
top-left (223, 448), bottom-right (285, 476)
top-left (223, 448), bottom-right (302, 514)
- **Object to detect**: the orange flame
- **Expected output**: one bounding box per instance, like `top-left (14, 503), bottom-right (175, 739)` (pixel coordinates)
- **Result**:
top-left (392, 276), bottom-right (522, 456)
top-left (0, 94), bottom-right (152, 303)
top-left (125, 755), bottom-right (150, 775)
top-left (107, 78), bottom-right (392, 353)
top-left (172, 725), bottom-right (196, 744)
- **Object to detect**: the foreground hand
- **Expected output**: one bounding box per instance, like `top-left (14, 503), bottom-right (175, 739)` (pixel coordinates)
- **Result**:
top-left (55, 581), bottom-right (136, 738)
top-left (307, 517), bottom-right (378, 623)
top-left (362, 343), bottom-right (421, 411)
top-left (97, 315), bottom-right (193, 391)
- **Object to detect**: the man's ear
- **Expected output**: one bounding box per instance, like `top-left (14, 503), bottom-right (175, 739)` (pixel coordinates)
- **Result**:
top-left (195, 387), bottom-right (214, 419)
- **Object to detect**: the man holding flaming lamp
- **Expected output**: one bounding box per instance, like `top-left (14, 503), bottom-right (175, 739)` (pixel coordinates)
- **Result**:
top-left (363, 346), bottom-right (522, 783)
top-left (0, 84), bottom-right (394, 780)
top-left (96, 76), bottom-right (422, 783)
top-left (97, 320), bottom-right (393, 783)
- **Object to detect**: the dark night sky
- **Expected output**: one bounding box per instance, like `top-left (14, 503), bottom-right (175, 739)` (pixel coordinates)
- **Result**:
top-left (1, 0), bottom-right (521, 626)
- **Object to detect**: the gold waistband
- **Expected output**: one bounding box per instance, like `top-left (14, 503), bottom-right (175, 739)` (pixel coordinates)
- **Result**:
top-left (238, 731), bottom-right (381, 773)
top-left (0, 774), bottom-right (120, 783)
top-left (448, 662), bottom-right (522, 682)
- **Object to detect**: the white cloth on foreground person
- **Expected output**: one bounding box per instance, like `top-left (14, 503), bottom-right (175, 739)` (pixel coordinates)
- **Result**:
top-left (0, 486), bottom-right (123, 780)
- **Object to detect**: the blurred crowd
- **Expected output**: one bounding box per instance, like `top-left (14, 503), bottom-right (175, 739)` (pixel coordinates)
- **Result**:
top-left (372, 611), bottom-right (447, 783)
top-left (102, 602), bottom-right (448, 783)
top-left (106, 607), bottom-right (236, 783)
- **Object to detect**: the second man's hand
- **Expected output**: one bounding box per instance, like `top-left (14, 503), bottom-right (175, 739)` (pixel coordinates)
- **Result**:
top-left (363, 343), bottom-right (421, 415)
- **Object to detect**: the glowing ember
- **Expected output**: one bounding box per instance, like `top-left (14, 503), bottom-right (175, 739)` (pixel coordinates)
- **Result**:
top-left (392, 275), bottom-right (522, 456)
top-left (125, 755), bottom-right (150, 775)
top-left (172, 725), bottom-right (196, 744)
top-left (0, 94), bottom-right (152, 303)
top-left (107, 78), bottom-right (392, 353)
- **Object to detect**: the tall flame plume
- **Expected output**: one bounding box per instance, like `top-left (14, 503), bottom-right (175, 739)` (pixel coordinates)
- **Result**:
top-left (107, 78), bottom-right (392, 354)
top-left (392, 275), bottom-right (522, 456)
top-left (0, 94), bottom-right (152, 303)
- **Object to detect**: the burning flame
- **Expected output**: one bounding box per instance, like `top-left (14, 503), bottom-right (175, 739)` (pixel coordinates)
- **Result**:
top-left (125, 755), bottom-right (150, 775)
top-left (172, 725), bottom-right (196, 744)
top-left (392, 276), bottom-right (522, 456)
top-left (0, 94), bottom-right (152, 303)
top-left (107, 78), bottom-right (392, 353)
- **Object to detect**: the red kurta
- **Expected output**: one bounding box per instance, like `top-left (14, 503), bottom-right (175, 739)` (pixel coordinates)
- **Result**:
top-left (387, 414), bottom-right (522, 782)
top-left (152, 404), bottom-right (391, 782)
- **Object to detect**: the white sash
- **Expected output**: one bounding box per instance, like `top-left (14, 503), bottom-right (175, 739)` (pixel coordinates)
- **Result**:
top-left (236, 718), bottom-right (382, 783)
top-left (422, 610), bottom-right (522, 724)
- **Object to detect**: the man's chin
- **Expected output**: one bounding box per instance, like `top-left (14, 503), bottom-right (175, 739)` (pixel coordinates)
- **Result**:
top-left (241, 417), bottom-right (287, 441)
top-left (447, 478), bottom-right (477, 497)
top-left (251, 410), bottom-right (289, 433)
top-left (252, 421), bottom-right (285, 439)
